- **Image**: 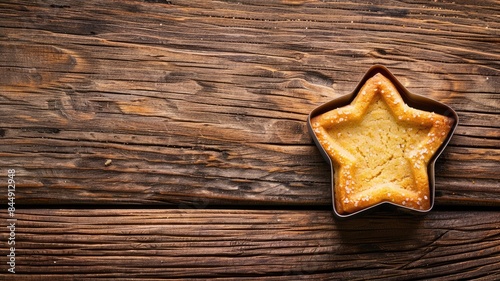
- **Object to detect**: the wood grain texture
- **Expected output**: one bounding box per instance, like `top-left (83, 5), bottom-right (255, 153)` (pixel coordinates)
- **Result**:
top-left (0, 1), bottom-right (499, 279)
top-left (0, 0), bottom-right (499, 207)
top-left (0, 209), bottom-right (499, 280)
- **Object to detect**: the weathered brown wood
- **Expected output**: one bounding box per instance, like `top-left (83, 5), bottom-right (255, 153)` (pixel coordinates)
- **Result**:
top-left (0, 1), bottom-right (499, 279)
top-left (0, 0), bottom-right (499, 207)
top-left (0, 209), bottom-right (499, 279)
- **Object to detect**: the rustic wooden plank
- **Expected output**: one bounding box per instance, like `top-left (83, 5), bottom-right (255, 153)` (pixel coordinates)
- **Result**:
top-left (0, 209), bottom-right (498, 279)
top-left (0, 0), bottom-right (498, 206)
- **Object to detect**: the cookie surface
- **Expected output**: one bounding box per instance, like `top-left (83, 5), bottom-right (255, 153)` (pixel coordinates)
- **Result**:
top-left (311, 73), bottom-right (453, 215)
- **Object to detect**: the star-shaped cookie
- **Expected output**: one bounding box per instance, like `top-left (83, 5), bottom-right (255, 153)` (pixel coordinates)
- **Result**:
top-left (310, 69), bottom-right (455, 216)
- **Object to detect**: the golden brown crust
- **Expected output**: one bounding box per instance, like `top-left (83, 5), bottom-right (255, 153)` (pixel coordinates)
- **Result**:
top-left (311, 73), bottom-right (453, 215)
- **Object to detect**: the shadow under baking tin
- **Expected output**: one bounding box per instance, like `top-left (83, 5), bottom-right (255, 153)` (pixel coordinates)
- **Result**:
top-left (307, 65), bottom-right (459, 218)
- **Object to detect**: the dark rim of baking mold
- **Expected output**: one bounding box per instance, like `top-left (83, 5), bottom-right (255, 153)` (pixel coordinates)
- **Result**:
top-left (307, 65), bottom-right (459, 218)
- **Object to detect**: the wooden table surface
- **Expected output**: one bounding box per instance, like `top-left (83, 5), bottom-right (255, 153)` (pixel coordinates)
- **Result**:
top-left (1, 0), bottom-right (499, 279)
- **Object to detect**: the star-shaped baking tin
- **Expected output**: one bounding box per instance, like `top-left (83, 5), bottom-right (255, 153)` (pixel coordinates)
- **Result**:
top-left (308, 65), bottom-right (458, 218)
